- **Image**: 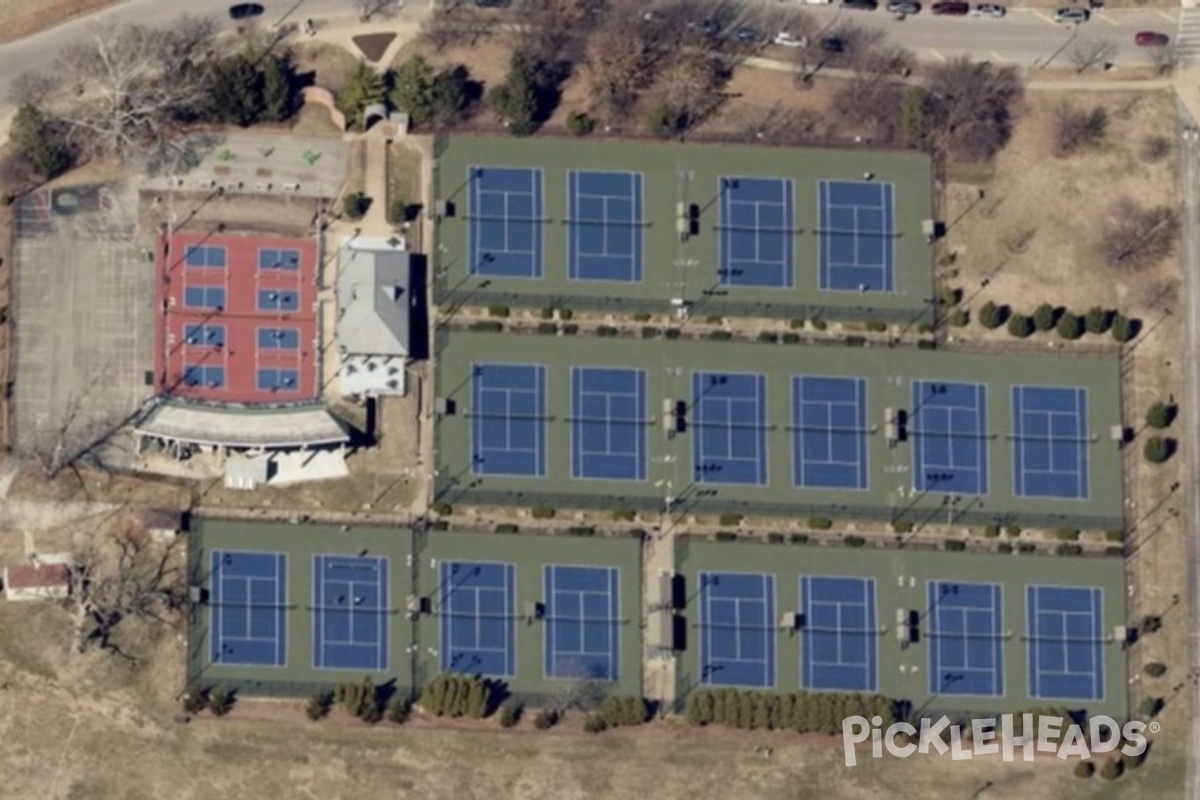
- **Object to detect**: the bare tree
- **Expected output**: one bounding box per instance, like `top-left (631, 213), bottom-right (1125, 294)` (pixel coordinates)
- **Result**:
top-left (68, 522), bottom-right (187, 659)
top-left (1100, 198), bottom-right (1179, 273)
top-left (49, 18), bottom-right (216, 163)
top-left (512, 0), bottom-right (601, 63)
top-left (420, 5), bottom-right (493, 53)
top-left (1146, 43), bottom-right (1178, 75)
top-left (357, 0), bottom-right (395, 21)
top-left (8, 71), bottom-right (62, 106)
top-left (586, 0), bottom-right (655, 121)
top-left (831, 41), bottom-right (912, 136)
top-left (1053, 101), bottom-right (1107, 156)
top-left (924, 57), bottom-right (1023, 161)
top-left (662, 49), bottom-right (730, 134)
top-left (1069, 38), bottom-right (1117, 74)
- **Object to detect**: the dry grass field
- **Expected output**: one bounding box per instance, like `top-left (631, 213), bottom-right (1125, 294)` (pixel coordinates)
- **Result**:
top-left (0, 0), bottom-right (115, 44)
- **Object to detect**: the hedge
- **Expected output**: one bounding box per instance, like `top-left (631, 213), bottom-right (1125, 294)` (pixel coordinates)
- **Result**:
top-left (1055, 527), bottom-right (1080, 541)
top-left (531, 505), bottom-right (556, 519)
top-left (633, 312), bottom-right (652, 322)
top-left (892, 521), bottom-right (913, 533)
top-left (561, 323), bottom-right (579, 335)
top-left (1055, 543), bottom-right (1083, 556)
top-left (567, 525), bottom-right (596, 537)
top-left (843, 535), bottom-right (866, 548)
top-left (843, 335), bottom-right (867, 347)
top-left (808, 517), bottom-right (833, 530)
top-left (757, 331), bottom-right (779, 343)
top-left (709, 330), bottom-right (734, 341)
top-left (641, 326), bottom-right (660, 339)
top-left (597, 696), bottom-right (649, 727)
top-left (596, 325), bottom-right (619, 337)
top-left (487, 305), bottom-right (510, 318)
top-left (685, 688), bottom-right (902, 734)
top-left (789, 533), bottom-right (809, 545)
top-left (812, 319), bottom-right (828, 331)
top-left (421, 674), bottom-right (498, 718)
top-left (1084, 306), bottom-right (1112, 334)
top-left (715, 531), bottom-right (738, 542)
top-left (664, 327), bottom-right (682, 339)
top-left (536, 322), bottom-right (557, 334)
top-left (997, 542), bottom-right (1013, 554)
top-left (1032, 303), bottom-right (1057, 332)
top-left (865, 320), bottom-right (887, 333)
top-left (782, 332), bottom-right (801, 344)
top-left (789, 318), bottom-right (806, 329)
top-left (1111, 314), bottom-right (1138, 343)
top-left (430, 502), bottom-right (452, 516)
top-left (495, 522), bottom-right (520, 534)
top-left (718, 513), bottom-right (743, 527)
top-left (943, 539), bottom-right (966, 552)
top-left (611, 508), bottom-right (636, 522)
top-left (472, 320), bottom-right (504, 332)
top-left (982, 524), bottom-right (1000, 538)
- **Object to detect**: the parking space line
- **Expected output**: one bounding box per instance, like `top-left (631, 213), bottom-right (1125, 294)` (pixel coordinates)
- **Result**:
top-left (1095, 12), bottom-right (1119, 27)
top-left (1155, 9), bottom-right (1177, 22)
top-left (1031, 11), bottom-right (1059, 27)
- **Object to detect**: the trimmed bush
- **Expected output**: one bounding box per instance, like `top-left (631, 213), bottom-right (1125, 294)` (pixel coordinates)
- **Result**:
top-left (1111, 314), bottom-right (1139, 343)
top-left (718, 513), bottom-right (743, 527)
top-left (430, 501), bottom-right (452, 516)
top-left (684, 689), bottom-right (900, 734)
top-left (812, 319), bottom-right (828, 331)
top-left (583, 713), bottom-right (608, 733)
top-left (1055, 527), bottom-right (1080, 541)
top-left (341, 191), bottom-right (370, 220)
top-left (567, 525), bottom-right (596, 537)
top-left (1007, 313), bottom-right (1034, 338)
top-left (766, 533), bottom-right (785, 544)
top-left (558, 308), bottom-right (574, 320)
top-left (1055, 311), bottom-right (1083, 340)
top-left (943, 539), bottom-right (966, 552)
top-left (611, 508), bottom-right (636, 522)
top-left (1018, 542), bottom-right (1037, 554)
top-left (757, 331), bottom-right (779, 343)
top-left (1142, 614), bottom-right (1163, 633)
top-left (789, 533), bottom-right (809, 545)
top-left (892, 521), bottom-right (913, 534)
top-left (1055, 543), bottom-right (1083, 556)
top-left (1005, 525), bottom-right (1022, 538)
top-left (495, 523), bottom-right (520, 534)
top-left (1143, 436), bottom-right (1176, 464)
top-left (1144, 662), bottom-right (1167, 678)
top-left (535, 322), bottom-right (557, 334)
top-left (865, 320), bottom-right (888, 333)
top-left (997, 542), bottom-right (1013, 554)
top-left (306, 691), bottom-right (333, 721)
top-left (561, 323), bottom-right (579, 335)
top-left (807, 517), bottom-right (833, 530)
top-left (487, 305), bottom-right (510, 318)
top-left (843, 335), bottom-right (867, 347)
top-left (633, 312), bottom-right (652, 322)
top-left (715, 531), bottom-right (738, 542)
top-left (640, 326), bottom-right (661, 339)
top-left (983, 524), bottom-right (1000, 538)
top-left (1032, 303), bottom-right (1058, 332)
top-left (1099, 758), bottom-right (1124, 780)
top-left (843, 535), bottom-right (866, 548)
top-left (498, 701), bottom-right (522, 727)
top-left (947, 308), bottom-right (969, 328)
top-left (1145, 401), bottom-right (1177, 429)
top-left (386, 695), bottom-right (412, 724)
top-left (1104, 529), bottom-right (1124, 542)
top-left (533, 709), bottom-right (559, 729)
top-left (337, 676), bottom-right (382, 722)
top-left (540, 307), bottom-right (555, 320)
top-left (790, 318), bottom-right (806, 330)
top-left (531, 505), bottom-right (556, 519)
top-left (421, 674), bottom-right (495, 718)
top-left (1074, 760), bottom-right (1095, 779)
top-left (664, 327), bottom-right (681, 339)
top-left (566, 110), bottom-right (596, 136)
top-left (596, 325), bottom-right (619, 337)
top-left (1139, 696), bottom-right (1164, 718)
top-left (471, 320), bottom-right (503, 332)
top-left (782, 332), bottom-right (801, 344)
top-left (709, 330), bottom-right (734, 341)
top-left (1084, 306), bottom-right (1113, 334)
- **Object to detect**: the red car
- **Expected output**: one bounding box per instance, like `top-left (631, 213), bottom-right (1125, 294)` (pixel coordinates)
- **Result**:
top-left (1135, 31), bottom-right (1170, 47)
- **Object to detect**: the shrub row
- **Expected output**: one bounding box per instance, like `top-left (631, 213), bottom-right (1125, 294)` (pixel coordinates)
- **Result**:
top-left (421, 674), bottom-right (498, 719)
top-left (685, 689), bottom-right (901, 734)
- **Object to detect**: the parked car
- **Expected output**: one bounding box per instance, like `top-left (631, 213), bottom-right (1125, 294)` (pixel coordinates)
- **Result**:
top-left (687, 18), bottom-right (720, 36)
top-left (930, 1), bottom-right (970, 14)
top-left (804, 0), bottom-right (835, 4)
top-left (473, 0), bottom-right (511, 7)
top-left (888, 1), bottom-right (922, 13)
top-left (1135, 31), bottom-right (1170, 47)
top-left (969, 3), bottom-right (1006, 17)
top-left (1052, 6), bottom-right (1090, 22)
top-left (773, 31), bottom-right (806, 47)
top-left (841, 0), bottom-right (879, 10)
top-left (735, 26), bottom-right (763, 43)
top-left (821, 36), bottom-right (846, 53)
top-left (227, 3), bottom-right (264, 20)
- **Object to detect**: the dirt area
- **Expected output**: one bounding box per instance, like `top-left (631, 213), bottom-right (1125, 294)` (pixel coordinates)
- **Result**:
top-left (291, 104), bottom-right (343, 138)
top-left (352, 32), bottom-right (396, 63)
top-left (387, 140), bottom-right (425, 245)
top-left (141, 190), bottom-right (322, 237)
top-left (0, 0), bottom-right (114, 44)
top-left (293, 42), bottom-right (362, 96)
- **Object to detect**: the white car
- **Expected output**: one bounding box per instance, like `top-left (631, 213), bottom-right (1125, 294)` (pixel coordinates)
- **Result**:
top-left (969, 3), bottom-right (1006, 16)
top-left (803, 0), bottom-right (834, 5)
top-left (773, 32), bottom-right (807, 47)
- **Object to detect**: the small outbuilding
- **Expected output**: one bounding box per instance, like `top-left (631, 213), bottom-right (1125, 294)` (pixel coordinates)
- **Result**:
top-left (4, 562), bottom-right (72, 602)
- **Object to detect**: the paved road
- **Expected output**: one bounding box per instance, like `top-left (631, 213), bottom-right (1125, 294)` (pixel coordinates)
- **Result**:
top-left (1178, 105), bottom-right (1200, 800)
top-left (795, 5), bottom-right (1177, 68)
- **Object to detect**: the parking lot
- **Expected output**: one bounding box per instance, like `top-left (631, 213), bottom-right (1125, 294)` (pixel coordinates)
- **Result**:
top-left (10, 182), bottom-right (155, 467)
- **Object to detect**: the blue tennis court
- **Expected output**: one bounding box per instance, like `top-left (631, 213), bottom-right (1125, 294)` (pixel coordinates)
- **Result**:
top-left (543, 565), bottom-right (621, 681)
top-left (926, 581), bottom-right (1005, 697)
top-left (439, 561), bottom-right (516, 677)
top-left (571, 367), bottom-right (647, 481)
top-left (1027, 585), bottom-right (1105, 701)
top-left (911, 381), bottom-right (989, 495)
top-left (818, 180), bottom-right (895, 292)
top-left (1012, 386), bottom-right (1090, 500)
top-left (699, 572), bottom-right (776, 688)
top-left (468, 166), bottom-right (544, 278)
top-left (470, 363), bottom-right (546, 477)
top-left (210, 550), bottom-right (287, 667)
top-left (800, 576), bottom-right (877, 691)
top-left (312, 555), bottom-right (389, 671)
top-left (792, 376), bottom-right (869, 490)
top-left (692, 372), bottom-right (768, 486)
top-left (718, 176), bottom-right (795, 288)
top-left (568, 171), bottom-right (644, 282)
